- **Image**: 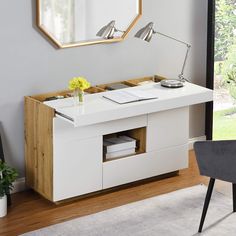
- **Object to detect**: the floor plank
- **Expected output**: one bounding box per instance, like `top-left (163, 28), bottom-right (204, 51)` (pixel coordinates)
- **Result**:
top-left (0, 151), bottom-right (210, 236)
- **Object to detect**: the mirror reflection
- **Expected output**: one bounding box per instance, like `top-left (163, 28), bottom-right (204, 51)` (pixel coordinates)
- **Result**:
top-left (38, 0), bottom-right (142, 48)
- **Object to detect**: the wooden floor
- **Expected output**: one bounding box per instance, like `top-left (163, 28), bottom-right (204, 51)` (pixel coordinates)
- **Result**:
top-left (0, 151), bottom-right (212, 235)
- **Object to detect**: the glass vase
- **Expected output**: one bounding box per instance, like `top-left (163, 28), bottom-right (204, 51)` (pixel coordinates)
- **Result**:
top-left (78, 90), bottom-right (84, 104)
top-left (73, 89), bottom-right (84, 106)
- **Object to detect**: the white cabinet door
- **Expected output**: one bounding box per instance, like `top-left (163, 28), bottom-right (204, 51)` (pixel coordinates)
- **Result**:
top-left (53, 133), bottom-right (103, 202)
top-left (147, 107), bottom-right (189, 152)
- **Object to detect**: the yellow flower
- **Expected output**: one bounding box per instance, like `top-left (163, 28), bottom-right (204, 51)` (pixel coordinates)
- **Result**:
top-left (68, 77), bottom-right (91, 91)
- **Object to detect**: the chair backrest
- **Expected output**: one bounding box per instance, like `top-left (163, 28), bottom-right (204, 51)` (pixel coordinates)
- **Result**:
top-left (194, 140), bottom-right (236, 183)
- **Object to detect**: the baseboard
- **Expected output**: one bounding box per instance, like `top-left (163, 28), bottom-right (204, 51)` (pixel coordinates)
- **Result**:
top-left (11, 177), bottom-right (27, 194)
top-left (11, 136), bottom-right (206, 194)
top-left (188, 135), bottom-right (206, 150)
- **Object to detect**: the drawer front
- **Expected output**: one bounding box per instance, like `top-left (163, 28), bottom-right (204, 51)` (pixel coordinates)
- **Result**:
top-left (103, 144), bottom-right (188, 189)
top-left (54, 114), bottom-right (147, 142)
top-left (53, 136), bottom-right (103, 201)
top-left (147, 107), bottom-right (189, 152)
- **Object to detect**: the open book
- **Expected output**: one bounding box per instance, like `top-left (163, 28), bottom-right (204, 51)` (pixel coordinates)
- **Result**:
top-left (103, 90), bottom-right (158, 104)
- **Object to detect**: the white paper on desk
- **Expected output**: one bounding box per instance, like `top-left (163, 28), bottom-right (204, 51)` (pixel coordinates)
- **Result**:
top-left (103, 90), bottom-right (158, 104)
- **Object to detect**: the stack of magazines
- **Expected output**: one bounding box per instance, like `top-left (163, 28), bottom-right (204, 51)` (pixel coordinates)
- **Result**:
top-left (103, 135), bottom-right (136, 160)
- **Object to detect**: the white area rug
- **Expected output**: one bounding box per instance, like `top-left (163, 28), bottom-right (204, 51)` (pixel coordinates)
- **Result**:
top-left (22, 185), bottom-right (236, 236)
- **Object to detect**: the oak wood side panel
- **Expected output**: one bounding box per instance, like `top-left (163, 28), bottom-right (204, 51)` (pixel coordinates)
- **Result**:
top-left (24, 96), bottom-right (54, 201)
top-left (128, 127), bottom-right (146, 153)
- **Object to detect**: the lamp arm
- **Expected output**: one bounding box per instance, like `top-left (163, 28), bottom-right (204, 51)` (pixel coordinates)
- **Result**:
top-left (154, 30), bottom-right (191, 82)
top-left (154, 31), bottom-right (190, 47)
top-left (178, 44), bottom-right (191, 81)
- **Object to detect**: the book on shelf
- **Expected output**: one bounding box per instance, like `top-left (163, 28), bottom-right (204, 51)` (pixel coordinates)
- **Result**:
top-left (103, 135), bottom-right (136, 153)
top-left (103, 89), bottom-right (158, 104)
top-left (105, 148), bottom-right (136, 160)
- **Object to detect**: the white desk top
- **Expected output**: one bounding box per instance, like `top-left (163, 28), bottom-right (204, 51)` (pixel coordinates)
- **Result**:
top-left (44, 82), bottom-right (213, 127)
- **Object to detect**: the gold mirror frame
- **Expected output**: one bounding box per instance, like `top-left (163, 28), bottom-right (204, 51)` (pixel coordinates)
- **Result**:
top-left (36, 0), bottom-right (142, 49)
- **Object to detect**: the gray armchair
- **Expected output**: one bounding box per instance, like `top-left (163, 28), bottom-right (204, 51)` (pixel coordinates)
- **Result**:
top-left (194, 140), bottom-right (236, 233)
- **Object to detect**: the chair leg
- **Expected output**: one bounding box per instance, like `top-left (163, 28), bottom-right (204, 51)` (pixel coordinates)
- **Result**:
top-left (233, 183), bottom-right (236, 213)
top-left (198, 178), bottom-right (215, 233)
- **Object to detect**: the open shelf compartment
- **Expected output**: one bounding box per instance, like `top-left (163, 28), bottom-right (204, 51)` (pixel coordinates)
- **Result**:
top-left (30, 87), bottom-right (105, 102)
top-left (127, 75), bottom-right (167, 86)
top-left (96, 81), bottom-right (136, 91)
top-left (103, 127), bottom-right (146, 162)
top-left (28, 75), bottom-right (166, 103)
top-left (29, 75), bottom-right (167, 103)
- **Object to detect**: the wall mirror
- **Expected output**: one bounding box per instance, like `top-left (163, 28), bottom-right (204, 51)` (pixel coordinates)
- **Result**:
top-left (37, 0), bottom-right (142, 48)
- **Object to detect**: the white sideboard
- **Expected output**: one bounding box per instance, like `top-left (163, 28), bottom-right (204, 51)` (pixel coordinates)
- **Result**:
top-left (25, 81), bottom-right (213, 202)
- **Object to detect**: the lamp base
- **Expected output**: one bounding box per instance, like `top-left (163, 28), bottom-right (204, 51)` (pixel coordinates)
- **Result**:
top-left (160, 79), bottom-right (184, 88)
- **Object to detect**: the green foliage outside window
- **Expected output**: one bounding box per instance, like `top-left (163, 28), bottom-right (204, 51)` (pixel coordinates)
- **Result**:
top-left (221, 45), bottom-right (236, 100)
top-left (215, 0), bottom-right (236, 61)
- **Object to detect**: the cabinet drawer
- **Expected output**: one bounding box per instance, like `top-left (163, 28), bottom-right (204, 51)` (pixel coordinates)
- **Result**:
top-left (103, 144), bottom-right (188, 189)
top-left (147, 107), bottom-right (189, 152)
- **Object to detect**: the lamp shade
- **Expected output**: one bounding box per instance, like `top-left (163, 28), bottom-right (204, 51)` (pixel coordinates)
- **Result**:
top-left (134, 22), bottom-right (154, 42)
top-left (96, 20), bottom-right (116, 39)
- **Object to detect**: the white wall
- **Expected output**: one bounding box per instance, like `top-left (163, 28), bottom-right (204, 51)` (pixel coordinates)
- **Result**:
top-left (0, 0), bottom-right (208, 176)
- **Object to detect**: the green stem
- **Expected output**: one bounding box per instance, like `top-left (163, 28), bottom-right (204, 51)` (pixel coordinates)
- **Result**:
top-left (79, 91), bottom-right (84, 103)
